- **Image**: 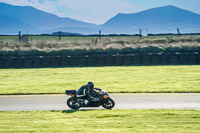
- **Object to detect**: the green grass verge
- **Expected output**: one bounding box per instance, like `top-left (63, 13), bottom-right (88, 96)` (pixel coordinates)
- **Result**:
top-left (0, 65), bottom-right (200, 94)
top-left (0, 110), bottom-right (200, 132)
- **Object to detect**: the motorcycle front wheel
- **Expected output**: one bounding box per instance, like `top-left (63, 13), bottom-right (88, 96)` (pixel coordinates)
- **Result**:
top-left (102, 98), bottom-right (115, 109)
top-left (67, 97), bottom-right (81, 110)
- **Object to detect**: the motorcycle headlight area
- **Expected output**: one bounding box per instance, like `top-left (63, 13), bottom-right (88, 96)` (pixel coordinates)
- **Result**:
top-left (104, 95), bottom-right (109, 99)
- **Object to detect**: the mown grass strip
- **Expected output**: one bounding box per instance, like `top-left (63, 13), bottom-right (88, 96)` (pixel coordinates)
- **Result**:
top-left (0, 65), bottom-right (200, 94)
top-left (0, 109), bottom-right (200, 133)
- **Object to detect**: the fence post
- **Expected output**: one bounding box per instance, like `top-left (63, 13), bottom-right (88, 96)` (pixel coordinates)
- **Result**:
top-left (18, 31), bottom-right (21, 42)
top-left (99, 30), bottom-right (101, 39)
top-left (139, 29), bottom-right (142, 39)
top-left (59, 31), bottom-right (61, 41)
top-left (177, 28), bottom-right (181, 36)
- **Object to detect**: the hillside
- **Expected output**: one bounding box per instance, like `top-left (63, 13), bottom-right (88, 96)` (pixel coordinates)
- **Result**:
top-left (0, 15), bottom-right (35, 34)
top-left (0, 3), bottom-right (96, 34)
top-left (102, 5), bottom-right (200, 34)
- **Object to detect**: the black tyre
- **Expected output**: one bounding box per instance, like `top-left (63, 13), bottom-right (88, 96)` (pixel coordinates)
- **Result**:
top-left (67, 97), bottom-right (81, 110)
top-left (102, 98), bottom-right (115, 109)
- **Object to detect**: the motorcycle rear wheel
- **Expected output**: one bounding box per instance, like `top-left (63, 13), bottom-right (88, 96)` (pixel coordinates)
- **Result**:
top-left (102, 98), bottom-right (115, 109)
top-left (67, 97), bottom-right (81, 110)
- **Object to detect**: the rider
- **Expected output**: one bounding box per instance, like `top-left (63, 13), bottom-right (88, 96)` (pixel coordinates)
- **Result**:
top-left (77, 82), bottom-right (101, 104)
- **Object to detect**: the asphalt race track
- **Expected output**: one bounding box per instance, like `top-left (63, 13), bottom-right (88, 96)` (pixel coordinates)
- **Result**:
top-left (0, 93), bottom-right (200, 111)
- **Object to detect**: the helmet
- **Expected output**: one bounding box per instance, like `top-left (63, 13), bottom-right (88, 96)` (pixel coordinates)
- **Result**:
top-left (87, 82), bottom-right (94, 90)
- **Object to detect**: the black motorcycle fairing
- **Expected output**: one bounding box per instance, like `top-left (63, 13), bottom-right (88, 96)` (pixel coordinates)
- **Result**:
top-left (76, 90), bottom-right (106, 107)
top-left (77, 97), bottom-right (101, 107)
top-left (88, 101), bottom-right (101, 107)
top-left (90, 90), bottom-right (99, 97)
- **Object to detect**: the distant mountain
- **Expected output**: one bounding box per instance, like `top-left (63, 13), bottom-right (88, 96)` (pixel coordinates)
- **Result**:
top-left (102, 5), bottom-right (200, 34)
top-left (1, 3), bottom-right (200, 35)
top-left (0, 3), bottom-right (97, 34)
top-left (0, 15), bottom-right (35, 34)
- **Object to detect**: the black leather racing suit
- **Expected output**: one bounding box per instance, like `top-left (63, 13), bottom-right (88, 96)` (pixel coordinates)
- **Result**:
top-left (77, 85), bottom-right (101, 101)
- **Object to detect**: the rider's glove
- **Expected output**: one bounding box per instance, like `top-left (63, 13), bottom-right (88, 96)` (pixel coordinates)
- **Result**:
top-left (95, 88), bottom-right (102, 91)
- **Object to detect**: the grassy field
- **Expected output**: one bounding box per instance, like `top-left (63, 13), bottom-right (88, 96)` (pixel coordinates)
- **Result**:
top-left (0, 109), bottom-right (200, 132)
top-left (0, 65), bottom-right (199, 94)
top-left (0, 35), bottom-right (200, 55)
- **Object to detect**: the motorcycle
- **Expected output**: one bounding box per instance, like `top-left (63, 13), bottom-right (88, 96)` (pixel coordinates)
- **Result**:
top-left (65, 89), bottom-right (115, 110)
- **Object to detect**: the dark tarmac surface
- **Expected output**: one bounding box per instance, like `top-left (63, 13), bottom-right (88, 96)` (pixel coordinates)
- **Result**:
top-left (0, 93), bottom-right (200, 111)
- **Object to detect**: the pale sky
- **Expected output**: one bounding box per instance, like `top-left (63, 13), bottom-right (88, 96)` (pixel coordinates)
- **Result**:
top-left (0, 0), bottom-right (200, 24)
